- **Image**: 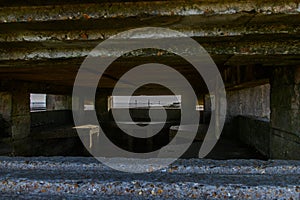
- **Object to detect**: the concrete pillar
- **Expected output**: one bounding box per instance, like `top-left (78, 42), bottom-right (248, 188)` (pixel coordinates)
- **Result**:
top-left (11, 89), bottom-right (30, 140)
top-left (95, 92), bottom-right (109, 122)
top-left (0, 87), bottom-right (31, 155)
top-left (204, 94), bottom-right (213, 124)
top-left (46, 94), bottom-right (71, 110)
top-left (0, 92), bottom-right (12, 137)
top-left (72, 96), bottom-right (85, 125)
top-left (270, 66), bottom-right (300, 159)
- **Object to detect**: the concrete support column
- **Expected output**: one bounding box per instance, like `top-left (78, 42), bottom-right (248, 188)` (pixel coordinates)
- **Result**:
top-left (181, 94), bottom-right (197, 125)
top-left (0, 92), bottom-right (12, 138)
top-left (204, 94), bottom-right (213, 124)
top-left (46, 94), bottom-right (71, 110)
top-left (0, 88), bottom-right (30, 155)
top-left (9, 88), bottom-right (32, 155)
top-left (270, 66), bottom-right (300, 159)
top-left (11, 89), bottom-right (31, 140)
top-left (95, 91), bottom-right (109, 122)
top-left (72, 96), bottom-right (85, 125)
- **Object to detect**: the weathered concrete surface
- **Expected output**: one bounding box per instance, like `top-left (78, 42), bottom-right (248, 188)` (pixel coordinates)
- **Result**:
top-left (271, 130), bottom-right (300, 160)
top-left (0, 89), bottom-right (31, 155)
top-left (11, 89), bottom-right (30, 140)
top-left (270, 66), bottom-right (300, 159)
top-left (0, 0), bottom-right (299, 23)
top-left (0, 1), bottom-right (299, 93)
top-left (238, 116), bottom-right (270, 157)
top-left (0, 90), bottom-right (31, 140)
top-left (207, 84), bottom-right (271, 156)
top-left (0, 80), bottom-right (73, 95)
top-left (205, 84), bottom-right (270, 118)
top-left (0, 14), bottom-right (299, 42)
top-left (1, 34), bottom-right (299, 60)
top-left (0, 0), bottom-right (299, 160)
top-left (226, 84), bottom-right (270, 119)
top-left (0, 92), bottom-right (11, 121)
top-left (0, 92), bottom-right (12, 137)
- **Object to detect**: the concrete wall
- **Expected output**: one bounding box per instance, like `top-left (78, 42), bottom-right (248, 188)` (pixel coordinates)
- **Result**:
top-left (204, 83), bottom-right (270, 124)
top-left (219, 84), bottom-right (271, 157)
top-left (226, 84), bottom-right (270, 119)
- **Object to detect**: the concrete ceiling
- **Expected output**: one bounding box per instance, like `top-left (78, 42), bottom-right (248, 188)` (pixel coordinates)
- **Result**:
top-left (0, 0), bottom-right (299, 93)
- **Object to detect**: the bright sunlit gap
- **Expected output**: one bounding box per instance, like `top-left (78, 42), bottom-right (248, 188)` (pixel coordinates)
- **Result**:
top-left (109, 95), bottom-right (182, 109)
top-left (30, 93), bottom-right (46, 111)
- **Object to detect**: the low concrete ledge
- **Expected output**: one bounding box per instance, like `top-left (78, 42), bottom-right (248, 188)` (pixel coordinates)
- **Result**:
top-left (270, 129), bottom-right (300, 160)
top-left (169, 124), bottom-right (208, 141)
top-left (237, 115), bottom-right (270, 158)
top-left (30, 110), bottom-right (73, 129)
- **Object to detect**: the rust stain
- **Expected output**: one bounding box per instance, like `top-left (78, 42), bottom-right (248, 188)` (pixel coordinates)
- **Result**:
top-left (83, 13), bottom-right (91, 20)
top-left (80, 33), bottom-right (88, 40)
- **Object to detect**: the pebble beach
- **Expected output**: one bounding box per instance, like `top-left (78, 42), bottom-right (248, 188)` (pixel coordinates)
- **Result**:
top-left (0, 157), bottom-right (299, 199)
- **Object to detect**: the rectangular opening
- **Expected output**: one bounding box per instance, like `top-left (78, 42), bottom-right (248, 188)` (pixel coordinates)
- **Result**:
top-left (196, 104), bottom-right (204, 111)
top-left (84, 99), bottom-right (95, 111)
top-left (30, 93), bottom-right (46, 111)
top-left (109, 95), bottom-right (181, 109)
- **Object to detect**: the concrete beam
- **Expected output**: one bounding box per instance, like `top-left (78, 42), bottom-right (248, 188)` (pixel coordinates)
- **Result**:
top-left (0, 34), bottom-right (299, 60)
top-left (0, 80), bottom-right (72, 95)
top-left (0, 14), bottom-right (299, 42)
top-left (0, 0), bottom-right (299, 23)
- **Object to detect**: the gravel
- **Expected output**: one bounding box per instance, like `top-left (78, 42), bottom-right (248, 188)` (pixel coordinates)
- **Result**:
top-left (0, 157), bottom-right (299, 199)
